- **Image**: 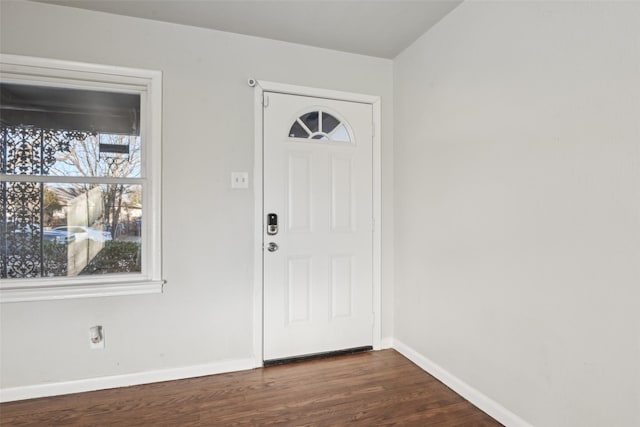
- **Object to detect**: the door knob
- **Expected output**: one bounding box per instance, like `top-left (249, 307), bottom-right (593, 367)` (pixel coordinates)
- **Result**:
top-left (267, 242), bottom-right (279, 252)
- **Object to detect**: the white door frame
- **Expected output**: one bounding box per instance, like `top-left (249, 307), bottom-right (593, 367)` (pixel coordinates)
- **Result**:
top-left (252, 80), bottom-right (382, 366)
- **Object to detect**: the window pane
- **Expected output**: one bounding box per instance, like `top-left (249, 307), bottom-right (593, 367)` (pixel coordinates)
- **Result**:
top-left (1, 182), bottom-right (142, 278)
top-left (289, 121), bottom-right (308, 138)
top-left (330, 124), bottom-right (351, 142)
top-left (322, 112), bottom-right (340, 133)
top-left (300, 112), bottom-right (319, 133)
top-left (1, 127), bottom-right (141, 178)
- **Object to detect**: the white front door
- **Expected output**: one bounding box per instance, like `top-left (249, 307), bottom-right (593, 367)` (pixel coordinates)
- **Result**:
top-left (263, 91), bottom-right (373, 362)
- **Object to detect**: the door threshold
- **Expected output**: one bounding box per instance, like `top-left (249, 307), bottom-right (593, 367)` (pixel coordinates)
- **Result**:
top-left (263, 346), bottom-right (373, 367)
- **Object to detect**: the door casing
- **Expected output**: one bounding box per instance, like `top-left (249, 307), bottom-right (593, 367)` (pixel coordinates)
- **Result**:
top-left (252, 80), bottom-right (382, 366)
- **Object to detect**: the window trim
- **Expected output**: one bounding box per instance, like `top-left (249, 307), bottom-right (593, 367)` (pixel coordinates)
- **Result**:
top-left (0, 54), bottom-right (163, 303)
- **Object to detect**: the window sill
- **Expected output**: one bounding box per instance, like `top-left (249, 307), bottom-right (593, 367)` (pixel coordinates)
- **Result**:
top-left (0, 279), bottom-right (164, 303)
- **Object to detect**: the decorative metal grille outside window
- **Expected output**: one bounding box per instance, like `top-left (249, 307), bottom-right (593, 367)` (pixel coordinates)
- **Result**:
top-left (1, 128), bottom-right (96, 278)
top-left (0, 55), bottom-right (163, 302)
top-left (288, 111), bottom-right (352, 142)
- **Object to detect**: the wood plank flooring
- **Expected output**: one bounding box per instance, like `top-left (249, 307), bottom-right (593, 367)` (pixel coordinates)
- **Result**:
top-left (0, 349), bottom-right (502, 426)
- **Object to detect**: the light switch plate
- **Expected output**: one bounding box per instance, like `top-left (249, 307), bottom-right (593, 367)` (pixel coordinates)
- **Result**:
top-left (231, 172), bottom-right (249, 189)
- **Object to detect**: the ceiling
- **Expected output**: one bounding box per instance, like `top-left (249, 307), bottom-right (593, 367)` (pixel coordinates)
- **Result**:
top-left (31, 0), bottom-right (463, 58)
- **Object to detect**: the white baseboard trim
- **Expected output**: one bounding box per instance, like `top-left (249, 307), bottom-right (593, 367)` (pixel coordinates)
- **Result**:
top-left (392, 339), bottom-right (533, 427)
top-left (0, 357), bottom-right (258, 403)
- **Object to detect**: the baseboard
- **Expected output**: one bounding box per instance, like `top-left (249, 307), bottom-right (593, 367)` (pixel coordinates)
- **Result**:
top-left (0, 357), bottom-right (257, 403)
top-left (392, 339), bottom-right (533, 427)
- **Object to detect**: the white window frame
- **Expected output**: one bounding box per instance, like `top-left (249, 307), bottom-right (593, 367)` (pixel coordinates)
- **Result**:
top-left (0, 54), bottom-right (163, 303)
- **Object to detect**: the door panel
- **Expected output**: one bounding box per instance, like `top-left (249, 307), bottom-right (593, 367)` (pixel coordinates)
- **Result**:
top-left (330, 156), bottom-right (354, 232)
top-left (287, 256), bottom-right (312, 323)
top-left (330, 255), bottom-right (353, 318)
top-left (263, 92), bottom-right (373, 361)
top-left (287, 153), bottom-right (312, 232)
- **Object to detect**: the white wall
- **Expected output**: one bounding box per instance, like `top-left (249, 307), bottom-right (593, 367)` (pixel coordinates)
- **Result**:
top-left (394, 1), bottom-right (640, 426)
top-left (0, 0), bottom-right (394, 390)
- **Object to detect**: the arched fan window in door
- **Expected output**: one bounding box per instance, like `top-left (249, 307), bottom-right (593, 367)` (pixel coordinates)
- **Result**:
top-left (288, 111), bottom-right (351, 142)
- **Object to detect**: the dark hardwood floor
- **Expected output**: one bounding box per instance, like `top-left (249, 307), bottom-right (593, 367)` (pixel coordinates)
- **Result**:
top-left (0, 349), bottom-right (502, 426)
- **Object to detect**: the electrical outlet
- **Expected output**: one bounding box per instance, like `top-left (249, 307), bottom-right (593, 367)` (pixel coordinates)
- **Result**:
top-left (231, 172), bottom-right (249, 189)
top-left (89, 325), bottom-right (105, 350)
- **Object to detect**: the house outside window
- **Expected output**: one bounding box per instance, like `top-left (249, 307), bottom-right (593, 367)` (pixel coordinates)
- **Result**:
top-left (0, 55), bottom-right (163, 302)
